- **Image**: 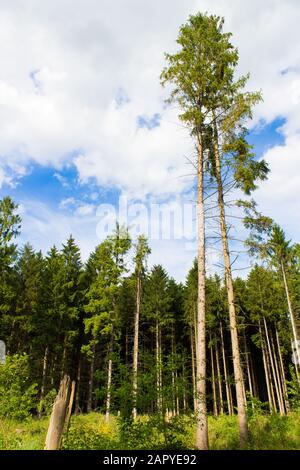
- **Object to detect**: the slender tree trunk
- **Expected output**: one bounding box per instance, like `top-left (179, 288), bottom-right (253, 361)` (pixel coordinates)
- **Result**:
top-left (132, 270), bottom-right (141, 420)
top-left (61, 338), bottom-right (67, 379)
top-left (87, 344), bottom-right (95, 413)
top-left (215, 342), bottom-right (224, 415)
top-left (39, 346), bottom-right (49, 418)
top-left (243, 333), bottom-right (253, 407)
top-left (182, 361), bottom-right (187, 412)
top-left (263, 317), bottom-right (284, 415)
top-left (220, 323), bottom-right (233, 415)
top-left (260, 320), bottom-right (276, 412)
top-left (190, 326), bottom-right (197, 413)
top-left (213, 130), bottom-right (248, 446)
top-left (105, 334), bottom-right (113, 423)
top-left (74, 355), bottom-right (81, 415)
top-left (156, 320), bottom-right (162, 413)
top-left (270, 330), bottom-right (285, 414)
top-left (276, 329), bottom-right (290, 413)
top-left (175, 369), bottom-right (180, 415)
top-left (171, 329), bottom-right (176, 416)
top-left (195, 134), bottom-right (208, 450)
top-left (281, 262), bottom-right (300, 368)
top-left (210, 341), bottom-right (217, 417)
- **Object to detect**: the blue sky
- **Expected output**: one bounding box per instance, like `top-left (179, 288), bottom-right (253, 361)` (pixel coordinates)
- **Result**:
top-left (0, 0), bottom-right (300, 280)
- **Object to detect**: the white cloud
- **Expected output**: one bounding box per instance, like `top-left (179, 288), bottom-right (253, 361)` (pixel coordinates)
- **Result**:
top-left (0, 0), bottom-right (300, 277)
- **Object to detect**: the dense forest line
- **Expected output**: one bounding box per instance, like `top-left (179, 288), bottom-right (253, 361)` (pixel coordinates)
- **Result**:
top-left (0, 12), bottom-right (300, 450)
top-left (0, 197), bottom-right (299, 427)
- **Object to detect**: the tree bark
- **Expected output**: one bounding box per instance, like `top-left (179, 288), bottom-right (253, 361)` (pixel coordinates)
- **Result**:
top-left (210, 340), bottom-right (218, 416)
top-left (213, 129), bottom-right (248, 446)
top-left (281, 262), bottom-right (300, 368)
top-left (39, 345), bottom-right (49, 418)
top-left (195, 134), bottom-right (208, 450)
top-left (87, 343), bottom-right (95, 413)
top-left (74, 354), bottom-right (81, 415)
top-left (105, 334), bottom-right (113, 423)
top-left (132, 269), bottom-right (141, 419)
top-left (44, 375), bottom-right (73, 450)
top-left (259, 320), bottom-right (276, 412)
top-left (215, 342), bottom-right (224, 415)
top-left (190, 326), bottom-right (197, 413)
top-left (276, 329), bottom-right (290, 413)
top-left (156, 320), bottom-right (162, 413)
top-left (220, 323), bottom-right (233, 415)
top-left (263, 317), bottom-right (284, 415)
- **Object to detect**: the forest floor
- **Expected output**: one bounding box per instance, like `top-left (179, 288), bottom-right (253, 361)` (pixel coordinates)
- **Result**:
top-left (0, 411), bottom-right (299, 450)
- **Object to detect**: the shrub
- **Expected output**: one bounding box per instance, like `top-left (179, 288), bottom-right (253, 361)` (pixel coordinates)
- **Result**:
top-left (0, 354), bottom-right (38, 420)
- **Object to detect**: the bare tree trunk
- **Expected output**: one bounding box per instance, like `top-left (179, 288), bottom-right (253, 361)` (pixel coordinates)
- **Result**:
top-left (61, 339), bottom-right (67, 380)
top-left (87, 344), bottom-right (95, 413)
top-left (259, 320), bottom-right (274, 412)
top-left (195, 135), bottom-right (208, 450)
top-left (281, 262), bottom-right (300, 369)
top-left (210, 341), bottom-right (217, 417)
top-left (220, 323), bottom-right (233, 415)
top-left (276, 329), bottom-right (290, 413)
top-left (65, 379), bottom-right (76, 432)
top-left (270, 330), bottom-right (285, 414)
top-left (44, 375), bottom-right (73, 450)
top-left (175, 369), bottom-right (180, 415)
top-left (74, 355), bottom-right (81, 415)
top-left (156, 320), bottom-right (162, 413)
top-left (182, 361), bottom-right (187, 412)
top-left (132, 270), bottom-right (141, 420)
top-left (39, 346), bottom-right (49, 418)
top-left (243, 333), bottom-right (253, 408)
top-left (105, 334), bottom-right (113, 423)
top-left (171, 329), bottom-right (176, 416)
top-left (213, 131), bottom-right (248, 446)
top-left (215, 342), bottom-right (224, 415)
top-left (263, 317), bottom-right (284, 415)
top-left (190, 326), bottom-right (197, 413)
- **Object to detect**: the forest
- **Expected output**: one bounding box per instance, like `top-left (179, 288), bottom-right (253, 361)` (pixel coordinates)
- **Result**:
top-left (0, 12), bottom-right (299, 451)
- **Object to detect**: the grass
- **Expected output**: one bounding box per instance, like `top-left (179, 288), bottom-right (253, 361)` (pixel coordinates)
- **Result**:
top-left (0, 410), bottom-right (299, 450)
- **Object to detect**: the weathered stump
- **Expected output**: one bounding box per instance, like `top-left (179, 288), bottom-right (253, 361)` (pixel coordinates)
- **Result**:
top-left (44, 375), bottom-right (75, 450)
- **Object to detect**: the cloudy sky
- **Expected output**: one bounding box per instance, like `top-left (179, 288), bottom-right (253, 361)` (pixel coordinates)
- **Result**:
top-left (0, 0), bottom-right (299, 280)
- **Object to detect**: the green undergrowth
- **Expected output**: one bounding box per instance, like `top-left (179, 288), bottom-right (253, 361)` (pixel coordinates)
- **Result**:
top-left (0, 410), bottom-right (299, 450)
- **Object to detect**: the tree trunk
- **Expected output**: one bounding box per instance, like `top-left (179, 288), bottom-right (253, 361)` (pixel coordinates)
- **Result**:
top-left (281, 262), bottom-right (300, 368)
top-left (44, 375), bottom-right (73, 450)
top-left (276, 329), bottom-right (290, 413)
top-left (210, 341), bottom-right (217, 416)
top-left (87, 343), bottom-right (95, 413)
top-left (270, 330), bottom-right (286, 414)
top-left (259, 320), bottom-right (276, 412)
top-left (195, 134), bottom-right (208, 450)
top-left (220, 323), bottom-right (233, 415)
top-left (132, 270), bottom-right (141, 419)
top-left (213, 129), bottom-right (248, 446)
top-left (190, 326), bottom-right (197, 413)
top-left (39, 345), bottom-right (49, 418)
top-left (263, 317), bottom-right (284, 415)
top-left (215, 342), bottom-right (224, 415)
top-left (243, 333), bottom-right (254, 407)
top-left (74, 354), bottom-right (81, 415)
top-left (156, 320), bottom-right (162, 413)
top-left (105, 334), bottom-right (113, 423)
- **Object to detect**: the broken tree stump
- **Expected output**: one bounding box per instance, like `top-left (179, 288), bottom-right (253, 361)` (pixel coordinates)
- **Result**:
top-left (44, 375), bottom-right (75, 450)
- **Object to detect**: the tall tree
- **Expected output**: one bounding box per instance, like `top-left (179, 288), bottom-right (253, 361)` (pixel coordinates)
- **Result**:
top-left (161, 13), bottom-right (237, 449)
top-left (132, 235), bottom-right (150, 419)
